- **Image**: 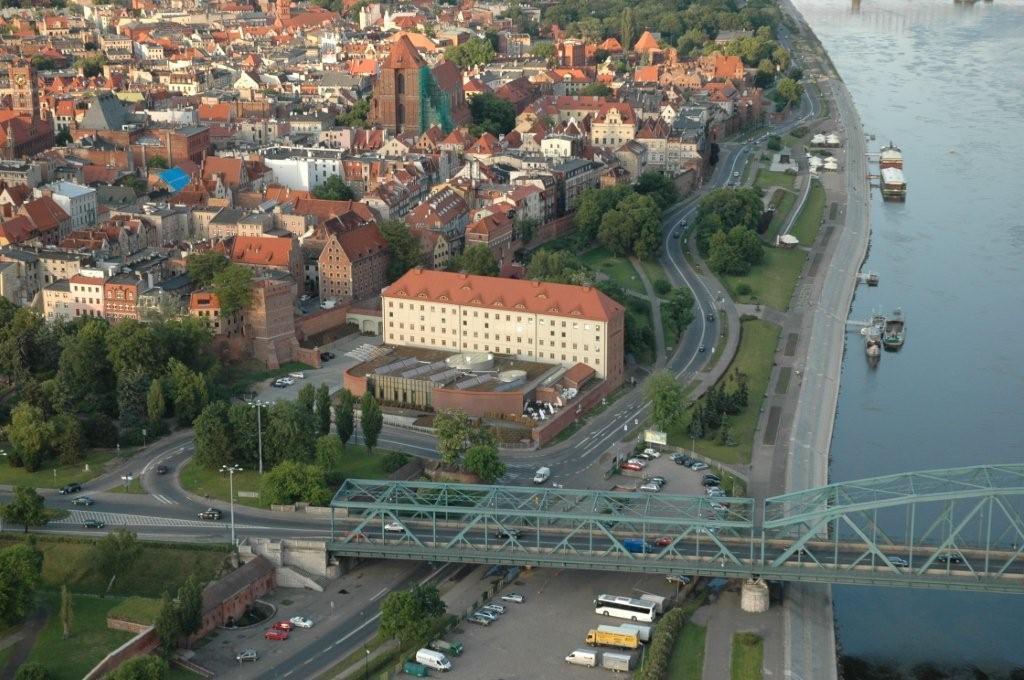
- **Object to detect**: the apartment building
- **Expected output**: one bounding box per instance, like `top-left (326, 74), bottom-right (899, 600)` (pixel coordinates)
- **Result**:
top-left (381, 269), bottom-right (624, 385)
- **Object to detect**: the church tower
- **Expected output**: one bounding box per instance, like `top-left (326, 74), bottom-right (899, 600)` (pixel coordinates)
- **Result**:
top-left (9, 64), bottom-right (40, 121)
top-left (370, 35), bottom-right (427, 134)
top-left (276, 0), bottom-right (291, 20)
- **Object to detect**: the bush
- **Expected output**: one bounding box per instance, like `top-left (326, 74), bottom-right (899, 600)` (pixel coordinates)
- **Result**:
top-left (653, 279), bottom-right (671, 296)
top-left (382, 451), bottom-right (409, 473)
top-left (791, 125), bottom-right (808, 138)
top-left (766, 135), bottom-right (782, 151)
top-left (736, 283), bottom-right (752, 295)
top-left (83, 413), bottom-right (118, 447)
top-left (635, 607), bottom-right (688, 680)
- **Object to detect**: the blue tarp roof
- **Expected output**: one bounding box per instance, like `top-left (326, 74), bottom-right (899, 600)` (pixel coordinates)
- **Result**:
top-left (159, 167), bottom-right (190, 193)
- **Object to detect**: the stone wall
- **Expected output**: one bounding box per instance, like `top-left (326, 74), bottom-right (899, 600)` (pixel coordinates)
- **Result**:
top-left (295, 305), bottom-right (351, 343)
top-left (82, 628), bottom-right (158, 680)
top-left (240, 538), bottom-right (338, 578)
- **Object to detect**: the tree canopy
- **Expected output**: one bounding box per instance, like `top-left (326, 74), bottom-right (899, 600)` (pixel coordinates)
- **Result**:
top-left (186, 252), bottom-right (229, 287)
top-left (379, 584), bottom-right (447, 646)
top-left (261, 460), bottom-right (331, 506)
top-left (312, 175), bottom-right (355, 201)
top-left (647, 371), bottom-right (686, 430)
top-left (211, 264), bottom-right (253, 316)
top-left (597, 192), bottom-right (663, 260)
top-left (445, 37), bottom-right (496, 68)
top-left (379, 220), bottom-right (425, 283)
top-left (453, 244), bottom-right (499, 277)
top-left (469, 92), bottom-right (516, 137)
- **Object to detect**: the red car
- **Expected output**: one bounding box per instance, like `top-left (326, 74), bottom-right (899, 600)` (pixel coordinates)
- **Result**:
top-left (264, 629), bottom-right (289, 641)
top-left (621, 463), bottom-right (643, 472)
top-left (654, 537), bottom-right (673, 547)
top-left (272, 621), bottom-right (293, 632)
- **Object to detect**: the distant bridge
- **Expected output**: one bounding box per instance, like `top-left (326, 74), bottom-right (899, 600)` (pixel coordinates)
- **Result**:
top-left (327, 465), bottom-right (1024, 593)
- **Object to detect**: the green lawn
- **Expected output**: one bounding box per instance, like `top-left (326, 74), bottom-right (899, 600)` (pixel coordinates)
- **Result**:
top-left (639, 259), bottom-right (672, 297)
top-left (723, 247), bottom-right (806, 311)
top-left (731, 632), bottom-right (764, 680)
top-left (662, 306), bottom-right (680, 350)
top-left (180, 444), bottom-right (395, 509)
top-left (789, 179), bottom-right (826, 246)
top-left (0, 448), bottom-right (122, 489)
top-left (0, 535), bottom-right (229, 597)
top-left (668, 319), bottom-right (781, 464)
top-left (223, 360), bottom-right (313, 396)
top-left (669, 623), bottom-right (707, 680)
top-left (754, 169), bottom-right (797, 191)
top-left (765, 191), bottom-right (797, 241)
top-left (581, 246), bottom-right (645, 294)
top-left (26, 594), bottom-right (135, 680)
top-left (107, 596), bottom-right (162, 626)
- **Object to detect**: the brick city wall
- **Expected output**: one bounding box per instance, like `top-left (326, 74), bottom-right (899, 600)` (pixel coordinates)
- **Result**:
top-left (532, 377), bottom-right (616, 447)
top-left (295, 305), bottom-right (351, 343)
top-left (82, 628), bottom-right (158, 680)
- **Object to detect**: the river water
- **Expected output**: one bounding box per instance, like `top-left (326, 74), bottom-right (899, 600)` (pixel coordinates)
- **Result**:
top-left (791, 0), bottom-right (1024, 669)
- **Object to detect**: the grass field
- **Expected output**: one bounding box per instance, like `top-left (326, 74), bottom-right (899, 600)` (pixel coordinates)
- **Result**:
top-left (180, 444), bottom-right (395, 509)
top-left (0, 449), bottom-right (122, 489)
top-left (722, 247), bottom-right (807, 311)
top-left (639, 259), bottom-right (672, 296)
top-left (107, 596), bottom-right (162, 626)
top-left (669, 623), bottom-right (707, 680)
top-left (790, 179), bottom-right (826, 246)
top-left (26, 594), bottom-right (136, 680)
top-left (754, 169), bottom-right (797, 191)
top-left (0, 535), bottom-right (229, 597)
top-left (668, 319), bottom-right (781, 464)
top-left (581, 246), bottom-right (645, 294)
top-left (765, 191), bottom-right (796, 241)
top-left (731, 632), bottom-right (764, 680)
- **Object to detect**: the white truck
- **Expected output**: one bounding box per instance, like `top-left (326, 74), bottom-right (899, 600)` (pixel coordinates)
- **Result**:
top-left (616, 623), bottom-right (653, 643)
top-left (640, 593), bottom-right (666, 614)
top-left (601, 651), bottom-right (636, 672)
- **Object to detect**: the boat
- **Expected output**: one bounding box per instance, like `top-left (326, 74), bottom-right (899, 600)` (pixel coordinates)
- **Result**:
top-left (865, 333), bottom-right (882, 358)
top-left (866, 272), bottom-right (880, 287)
top-left (879, 142), bottom-right (903, 169)
top-left (882, 309), bottom-right (906, 350)
top-left (878, 142), bottom-right (907, 200)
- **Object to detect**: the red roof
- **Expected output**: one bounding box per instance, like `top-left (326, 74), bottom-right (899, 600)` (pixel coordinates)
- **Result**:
top-left (382, 269), bottom-right (623, 322)
top-left (384, 35), bottom-right (426, 70)
top-left (229, 235), bottom-right (294, 268)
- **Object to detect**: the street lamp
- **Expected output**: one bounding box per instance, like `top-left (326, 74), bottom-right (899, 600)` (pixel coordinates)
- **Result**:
top-left (250, 400), bottom-right (267, 475)
top-left (363, 647), bottom-right (370, 679)
top-left (220, 464), bottom-right (242, 545)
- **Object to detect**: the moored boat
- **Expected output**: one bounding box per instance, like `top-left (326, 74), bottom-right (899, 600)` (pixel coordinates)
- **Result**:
top-left (882, 308), bottom-right (906, 350)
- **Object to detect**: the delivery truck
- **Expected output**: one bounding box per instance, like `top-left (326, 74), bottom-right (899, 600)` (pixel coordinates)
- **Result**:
top-left (610, 623), bottom-right (652, 643)
top-left (585, 628), bottom-right (640, 649)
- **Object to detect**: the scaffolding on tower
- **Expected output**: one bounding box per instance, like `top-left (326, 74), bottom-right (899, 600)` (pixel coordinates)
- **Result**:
top-left (418, 65), bottom-right (454, 134)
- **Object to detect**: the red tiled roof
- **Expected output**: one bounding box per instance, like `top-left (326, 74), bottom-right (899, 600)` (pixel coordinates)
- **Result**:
top-left (383, 269), bottom-right (623, 322)
top-left (229, 235), bottom-right (294, 268)
top-left (384, 35), bottom-right (425, 70)
top-left (333, 225), bottom-right (387, 261)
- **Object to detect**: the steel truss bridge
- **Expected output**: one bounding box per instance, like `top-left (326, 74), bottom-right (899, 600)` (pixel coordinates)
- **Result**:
top-left (326, 465), bottom-right (1024, 593)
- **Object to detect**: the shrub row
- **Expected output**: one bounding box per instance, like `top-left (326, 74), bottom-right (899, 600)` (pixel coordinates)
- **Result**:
top-left (636, 607), bottom-right (688, 680)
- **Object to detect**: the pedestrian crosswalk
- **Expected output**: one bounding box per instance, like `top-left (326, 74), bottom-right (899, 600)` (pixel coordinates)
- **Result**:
top-left (55, 510), bottom-right (225, 529)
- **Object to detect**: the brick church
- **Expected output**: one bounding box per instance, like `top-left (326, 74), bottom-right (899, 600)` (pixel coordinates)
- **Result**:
top-left (0, 64), bottom-right (55, 160)
top-left (369, 35), bottom-right (470, 135)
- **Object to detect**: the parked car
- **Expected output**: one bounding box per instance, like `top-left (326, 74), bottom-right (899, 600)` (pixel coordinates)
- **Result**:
top-left (198, 508), bottom-right (222, 521)
top-left (691, 462), bottom-right (710, 471)
top-left (702, 478), bottom-right (722, 487)
top-left (482, 602), bottom-right (506, 614)
top-left (626, 458), bottom-right (647, 468)
top-left (635, 452), bottom-right (655, 461)
top-left (300, 294), bottom-right (311, 302)
top-left (59, 483), bottom-right (82, 495)
top-left (156, 464), bottom-right (169, 475)
top-left (500, 592), bottom-right (525, 603)
top-left (384, 521), bottom-right (406, 533)
top-left (648, 476), bottom-right (667, 485)
top-left (621, 463), bottom-right (643, 472)
top-left (639, 483), bottom-right (661, 493)
top-left (473, 609), bottom-right (498, 622)
top-left (236, 649), bottom-right (259, 663)
top-left (264, 629), bottom-right (289, 641)
top-left (702, 474), bottom-right (722, 483)
top-left (642, 448), bottom-right (661, 458)
top-left (289, 616), bottom-right (314, 628)
top-left (288, 372), bottom-right (305, 380)
top-left (83, 519), bottom-right (105, 529)
top-left (72, 496), bottom-right (94, 506)
top-left (666, 575), bottom-right (692, 585)
top-left (467, 614), bottom-right (491, 626)
top-left (320, 352), bottom-right (333, 362)
top-left (272, 621), bottom-right (293, 632)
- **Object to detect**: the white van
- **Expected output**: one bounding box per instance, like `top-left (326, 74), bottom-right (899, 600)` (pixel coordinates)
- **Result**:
top-left (288, 372), bottom-right (305, 379)
top-left (533, 467), bottom-right (551, 484)
top-left (565, 649), bottom-right (597, 667)
top-left (415, 648), bottom-right (451, 672)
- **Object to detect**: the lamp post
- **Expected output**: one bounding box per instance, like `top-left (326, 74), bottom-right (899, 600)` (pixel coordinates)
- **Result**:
top-left (250, 400), bottom-right (266, 475)
top-left (220, 464), bottom-right (242, 545)
top-left (363, 647), bottom-right (370, 679)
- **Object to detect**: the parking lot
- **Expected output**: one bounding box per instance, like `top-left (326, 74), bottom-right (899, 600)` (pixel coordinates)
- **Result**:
top-left (607, 450), bottom-right (715, 498)
top-left (435, 568), bottom-right (680, 679)
top-left (250, 333), bottom-right (381, 404)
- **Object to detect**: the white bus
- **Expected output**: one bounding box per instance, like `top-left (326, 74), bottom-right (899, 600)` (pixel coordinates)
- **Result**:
top-left (594, 594), bottom-right (657, 623)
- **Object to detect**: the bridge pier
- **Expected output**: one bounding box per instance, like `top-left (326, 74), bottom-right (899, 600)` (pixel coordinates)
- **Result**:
top-left (741, 578), bottom-right (770, 613)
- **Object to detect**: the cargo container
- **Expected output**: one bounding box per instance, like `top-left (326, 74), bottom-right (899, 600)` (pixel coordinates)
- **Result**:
top-left (615, 623), bottom-right (652, 643)
top-left (601, 651), bottom-right (636, 672)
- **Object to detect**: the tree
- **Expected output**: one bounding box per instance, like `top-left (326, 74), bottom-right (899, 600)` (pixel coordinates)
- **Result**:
top-left (106, 655), bottom-right (169, 680)
top-left (529, 42), bottom-right (556, 65)
top-left (297, 383), bottom-right (316, 415)
top-left (468, 91), bottom-right (516, 137)
top-left (619, 8), bottom-right (635, 53)
top-left (360, 392), bottom-right (383, 453)
top-left (6, 403), bottom-right (52, 471)
top-left (186, 252), bottom-right (229, 288)
top-left (453, 244), bottom-right (499, 276)
top-left (776, 77), bottom-right (804, 106)
top-left (707, 230), bottom-right (746, 275)
top-left (211, 264), bottom-right (253, 316)
top-left (0, 542), bottom-right (43, 623)
top-left (315, 383), bottom-right (332, 435)
top-left (694, 187), bottom-right (764, 251)
top-left (177, 575), bottom-right (203, 639)
top-left (647, 371), bottom-right (685, 430)
top-left (122, 174), bottom-right (146, 196)
top-left (75, 54), bottom-right (106, 78)
top-left (462, 443), bottom-right (505, 483)
top-left (378, 584), bottom-right (446, 646)
top-left (598, 192), bottom-right (663, 260)
top-left (146, 155), bottom-right (169, 169)
top-left (574, 185), bottom-right (633, 243)
top-left (56, 319), bottom-right (115, 415)
top-left (261, 460), bottom-right (330, 506)
top-left (336, 98), bottom-right (370, 128)
top-left (379, 220), bottom-right (425, 283)
top-left (155, 591), bottom-right (181, 658)
top-left (93, 529), bottom-right (143, 590)
top-left (107, 320), bottom-right (165, 377)
top-left (227, 402), bottom-right (260, 467)
top-left (264, 400), bottom-right (317, 466)
top-left (445, 37), bottom-right (496, 68)
top-left (193, 401), bottom-right (234, 469)
top-left (1, 487), bottom-right (47, 533)
top-left (30, 55), bottom-right (55, 70)
top-left (166, 359), bottom-right (208, 426)
top-left (315, 435), bottom-right (344, 472)
top-left (526, 249), bottom-right (588, 285)
top-left (13, 663), bottom-right (48, 680)
top-left (117, 368), bottom-right (152, 432)
top-left (60, 584), bottom-right (73, 639)
top-left (434, 410), bottom-right (471, 467)
top-left (635, 172), bottom-right (678, 209)
top-left (312, 175), bottom-right (355, 201)
top-left (147, 379), bottom-right (166, 425)
top-left (578, 83), bottom-right (612, 97)
top-left (512, 217), bottom-right (538, 244)
top-left (663, 287), bottom-right (695, 340)
top-left (334, 389), bottom-right (355, 447)
top-left (55, 128), bottom-right (72, 146)
top-left (50, 414), bottom-right (85, 466)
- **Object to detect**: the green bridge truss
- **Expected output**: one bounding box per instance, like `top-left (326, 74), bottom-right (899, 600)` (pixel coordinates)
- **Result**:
top-left (327, 464), bottom-right (1024, 593)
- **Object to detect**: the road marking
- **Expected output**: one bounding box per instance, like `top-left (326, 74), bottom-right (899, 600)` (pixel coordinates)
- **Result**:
top-left (369, 587), bottom-right (388, 602)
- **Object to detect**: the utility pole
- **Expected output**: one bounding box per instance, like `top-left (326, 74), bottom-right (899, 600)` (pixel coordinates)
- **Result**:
top-left (251, 400), bottom-right (265, 475)
top-left (221, 464), bottom-right (242, 545)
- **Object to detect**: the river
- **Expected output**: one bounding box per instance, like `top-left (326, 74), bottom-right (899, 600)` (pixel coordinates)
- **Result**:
top-left (790, 0), bottom-right (1024, 670)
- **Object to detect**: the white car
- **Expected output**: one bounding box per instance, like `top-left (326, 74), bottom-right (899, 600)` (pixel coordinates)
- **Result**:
top-left (288, 372), bottom-right (305, 379)
top-left (482, 602), bottom-right (506, 614)
top-left (289, 616), bottom-right (313, 629)
top-left (642, 448), bottom-right (661, 458)
top-left (500, 593), bottom-right (525, 603)
top-left (474, 609), bottom-right (498, 621)
top-left (691, 462), bottom-right (710, 471)
top-left (626, 458), bottom-right (647, 468)
top-left (383, 522), bottom-right (405, 533)
top-left (639, 483), bottom-right (661, 493)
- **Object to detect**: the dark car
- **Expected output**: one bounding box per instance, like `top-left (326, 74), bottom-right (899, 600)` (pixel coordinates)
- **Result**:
top-left (706, 313), bottom-right (715, 322)
top-left (83, 519), bottom-right (105, 529)
top-left (698, 345), bottom-right (706, 353)
top-left (936, 554), bottom-right (964, 564)
top-left (702, 475), bottom-right (722, 486)
top-left (495, 528), bottom-right (521, 539)
top-left (72, 496), bottom-right (95, 506)
top-left (156, 465), bottom-right (169, 475)
top-left (198, 508), bottom-right (222, 521)
top-left (59, 483), bottom-right (82, 495)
